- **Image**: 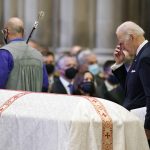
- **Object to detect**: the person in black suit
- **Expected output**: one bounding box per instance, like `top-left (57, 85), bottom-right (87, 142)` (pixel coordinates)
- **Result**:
top-left (111, 21), bottom-right (150, 144)
top-left (98, 60), bottom-right (125, 105)
top-left (50, 54), bottom-right (78, 95)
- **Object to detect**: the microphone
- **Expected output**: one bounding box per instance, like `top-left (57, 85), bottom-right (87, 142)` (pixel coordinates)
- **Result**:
top-left (26, 11), bottom-right (45, 44)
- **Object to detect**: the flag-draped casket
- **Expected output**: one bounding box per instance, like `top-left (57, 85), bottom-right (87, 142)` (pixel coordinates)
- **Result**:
top-left (0, 90), bottom-right (149, 150)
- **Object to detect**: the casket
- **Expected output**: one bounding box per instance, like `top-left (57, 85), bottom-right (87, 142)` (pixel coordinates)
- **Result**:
top-left (131, 107), bottom-right (146, 123)
top-left (0, 90), bottom-right (149, 150)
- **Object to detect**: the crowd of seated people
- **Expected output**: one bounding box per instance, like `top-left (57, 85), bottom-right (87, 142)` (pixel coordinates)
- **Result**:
top-left (0, 21), bottom-right (127, 106)
top-left (36, 46), bottom-right (127, 106)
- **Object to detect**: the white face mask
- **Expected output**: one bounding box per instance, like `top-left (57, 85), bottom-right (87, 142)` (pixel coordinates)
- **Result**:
top-left (88, 64), bottom-right (101, 75)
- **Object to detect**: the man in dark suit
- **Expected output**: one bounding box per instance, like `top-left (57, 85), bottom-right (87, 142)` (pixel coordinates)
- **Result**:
top-left (111, 21), bottom-right (150, 144)
top-left (50, 54), bottom-right (78, 94)
top-left (98, 60), bottom-right (125, 105)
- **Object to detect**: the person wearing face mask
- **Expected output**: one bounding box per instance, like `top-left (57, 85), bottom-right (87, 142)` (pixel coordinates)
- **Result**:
top-left (85, 52), bottom-right (107, 90)
top-left (75, 50), bottom-right (104, 97)
top-left (87, 55), bottom-right (101, 76)
top-left (50, 54), bottom-right (78, 95)
top-left (97, 60), bottom-right (125, 104)
top-left (73, 71), bottom-right (96, 96)
top-left (43, 51), bottom-right (56, 92)
top-left (79, 71), bottom-right (96, 96)
top-left (0, 17), bottom-right (48, 92)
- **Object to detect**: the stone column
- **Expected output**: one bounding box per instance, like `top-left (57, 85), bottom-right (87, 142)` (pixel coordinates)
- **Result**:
top-left (123, 0), bottom-right (140, 23)
top-left (60, 0), bottom-right (74, 47)
top-left (88, 0), bottom-right (96, 48)
top-left (73, 0), bottom-right (96, 48)
top-left (140, 0), bottom-right (150, 41)
top-left (3, 0), bottom-right (18, 22)
top-left (95, 0), bottom-right (124, 64)
top-left (51, 0), bottom-right (61, 49)
top-left (24, 0), bottom-right (38, 40)
top-left (35, 0), bottom-right (52, 47)
top-left (96, 0), bottom-right (124, 52)
top-left (17, 0), bottom-right (24, 19)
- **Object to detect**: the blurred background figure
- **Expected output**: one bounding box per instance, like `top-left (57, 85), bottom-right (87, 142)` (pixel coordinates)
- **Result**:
top-left (43, 51), bottom-right (56, 92)
top-left (50, 54), bottom-right (78, 95)
top-left (98, 60), bottom-right (125, 104)
top-left (43, 51), bottom-right (55, 65)
top-left (76, 49), bottom-right (91, 74)
top-left (73, 71), bottom-right (96, 96)
top-left (76, 49), bottom-right (102, 77)
top-left (86, 53), bottom-right (102, 76)
top-left (70, 45), bottom-right (83, 56)
top-left (75, 49), bottom-right (104, 97)
top-left (85, 51), bottom-right (104, 87)
top-left (28, 39), bottom-right (49, 54)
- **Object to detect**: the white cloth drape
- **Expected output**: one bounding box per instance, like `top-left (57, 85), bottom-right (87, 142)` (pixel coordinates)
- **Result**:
top-left (131, 107), bottom-right (146, 123)
top-left (0, 90), bottom-right (149, 150)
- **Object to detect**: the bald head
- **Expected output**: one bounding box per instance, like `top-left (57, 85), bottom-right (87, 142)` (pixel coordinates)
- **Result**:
top-left (5, 17), bottom-right (24, 36)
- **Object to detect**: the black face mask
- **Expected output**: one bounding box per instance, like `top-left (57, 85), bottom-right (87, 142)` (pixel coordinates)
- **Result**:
top-left (1, 28), bottom-right (8, 44)
top-left (46, 64), bottom-right (55, 75)
top-left (65, 67), bottom-right (78, 79)
top-left (107, 74), bottom-right (119, 85)
top-left (80, 81), bottom-right (95, 95)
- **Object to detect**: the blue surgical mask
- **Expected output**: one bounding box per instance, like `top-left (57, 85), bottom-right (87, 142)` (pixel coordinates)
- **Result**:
top-left (88, 64), bottom-right (101, 75)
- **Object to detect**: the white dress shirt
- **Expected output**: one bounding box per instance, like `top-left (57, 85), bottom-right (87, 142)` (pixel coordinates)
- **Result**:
top-left (59, 76), bottom-right (73, 94)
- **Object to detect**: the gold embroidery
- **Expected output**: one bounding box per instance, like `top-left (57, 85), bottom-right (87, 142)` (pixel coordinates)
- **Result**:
top-left (0, 92), bottom-right (30, 116)
top-left (83, 96), bottom-right (113, 150)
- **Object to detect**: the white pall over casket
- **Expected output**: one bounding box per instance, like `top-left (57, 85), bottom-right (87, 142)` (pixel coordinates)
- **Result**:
top-left (0, 90), bottom-right (149, 150)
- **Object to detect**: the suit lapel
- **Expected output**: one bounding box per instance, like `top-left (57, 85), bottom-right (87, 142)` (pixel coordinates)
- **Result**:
top-left (125, 42), bottom-right (150, 95)
top-left (58, 78), bottom-right (68, 94)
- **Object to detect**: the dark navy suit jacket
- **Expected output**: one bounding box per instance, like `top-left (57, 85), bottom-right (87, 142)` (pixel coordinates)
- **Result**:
top-left (50, 77), bottom-right (67, 94)
top-left (113, 42), bottom-right (150, 129)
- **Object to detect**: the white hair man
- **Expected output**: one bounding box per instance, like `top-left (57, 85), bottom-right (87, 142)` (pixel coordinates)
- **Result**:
top-left (111, 21), bottom-right (150, 145)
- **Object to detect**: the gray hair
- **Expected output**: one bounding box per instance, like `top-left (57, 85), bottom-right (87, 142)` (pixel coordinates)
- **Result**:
top-left (76, 49), bottom-right (92, 65)
top-left (116, 21), bottom-right (145, 38)
top-left (56, 54), bottom-right (75, 70)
